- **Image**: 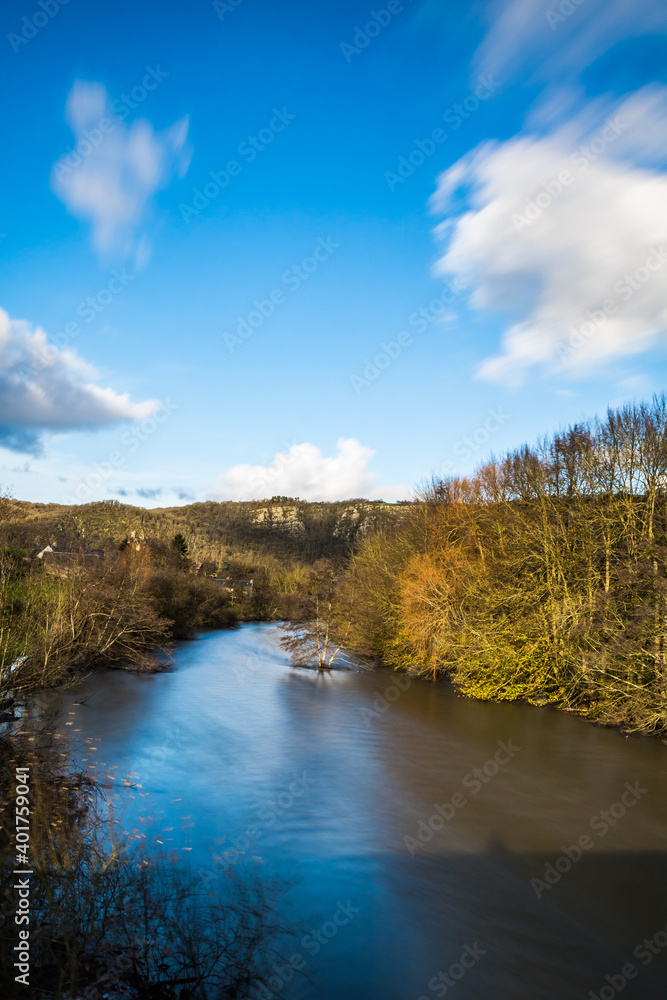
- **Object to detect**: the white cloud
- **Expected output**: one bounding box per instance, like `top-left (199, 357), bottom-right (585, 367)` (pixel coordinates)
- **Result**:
top-left (430, 87), bottom-right (667, 384)
top-left (476, 0), bottom-right (667, 84)
top-left (0, 307), bottom-right (157, 453)
top-left (218, 438), bottom-right (382, 501)
top-left (52, 80), bottom-right (190, 261)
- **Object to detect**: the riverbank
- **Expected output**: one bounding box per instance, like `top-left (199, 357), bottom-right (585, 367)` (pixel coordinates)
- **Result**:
top-left (0, 540), bottom-right (239, 699)
top-left (6, 393), bottom-right (667, 740)
top-left (30, 622), bottom-right (667, 1000)
top-left (334, 399), bottom-right (667, 737)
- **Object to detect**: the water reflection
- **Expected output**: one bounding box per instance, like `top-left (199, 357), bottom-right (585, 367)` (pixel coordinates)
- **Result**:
top-left (44, 623), bottom-right (667, 999)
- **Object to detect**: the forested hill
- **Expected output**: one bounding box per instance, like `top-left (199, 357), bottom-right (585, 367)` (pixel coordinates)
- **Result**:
top-left (0, 497), bottom-right (405, 567)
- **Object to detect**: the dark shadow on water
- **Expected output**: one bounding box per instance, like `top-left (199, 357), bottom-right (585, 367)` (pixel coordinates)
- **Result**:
top-left (286, 846), bottom-right (667, 1000)
top-left (35, 626), bottom-right (667, 1000)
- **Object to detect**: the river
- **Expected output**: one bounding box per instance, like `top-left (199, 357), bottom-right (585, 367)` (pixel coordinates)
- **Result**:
top-left (47, 623), bottom-right (667, 999)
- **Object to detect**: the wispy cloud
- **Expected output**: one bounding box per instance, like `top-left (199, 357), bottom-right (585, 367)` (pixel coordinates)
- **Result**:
top-left (0, 307), bottom-right (157, 454)
top-left (476, 0), bottom-right (667, 84)
top-left (431, 87), bottom-right (667, 385)
top-left (52, 79), bottom-right (190, 263)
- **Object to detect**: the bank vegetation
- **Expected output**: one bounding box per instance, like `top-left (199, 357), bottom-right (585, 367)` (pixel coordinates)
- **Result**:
top-left (337, 396), bottom-right (667, 735)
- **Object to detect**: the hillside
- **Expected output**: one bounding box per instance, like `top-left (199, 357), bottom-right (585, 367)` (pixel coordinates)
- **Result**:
top-left (0, 497), bottom-right (405, 569)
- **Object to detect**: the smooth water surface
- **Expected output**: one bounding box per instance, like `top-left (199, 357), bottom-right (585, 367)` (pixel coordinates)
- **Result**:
top-left (49, 624), bottom-right (667, 999)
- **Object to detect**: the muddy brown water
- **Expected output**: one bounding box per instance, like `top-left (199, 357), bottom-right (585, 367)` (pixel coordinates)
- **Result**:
top-left (47, 623), bottom-right (667, 999)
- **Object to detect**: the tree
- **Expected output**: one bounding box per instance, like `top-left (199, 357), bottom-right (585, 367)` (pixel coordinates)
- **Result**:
top-left (170, 532), bottom-right (189, 557)
top-left (279, 560), bottom-right (350, 670)
top-left (336, 394), bottom-right (667, 733)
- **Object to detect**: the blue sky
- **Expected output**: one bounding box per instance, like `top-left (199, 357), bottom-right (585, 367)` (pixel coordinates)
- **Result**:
top-left (1, 0), bottom-right (667, 504)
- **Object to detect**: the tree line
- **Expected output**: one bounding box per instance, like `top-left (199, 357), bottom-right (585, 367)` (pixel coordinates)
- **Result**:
top-left (327, 395), bottom-right (667, 735)
top-left (5, 396), bottom-right (667, 729)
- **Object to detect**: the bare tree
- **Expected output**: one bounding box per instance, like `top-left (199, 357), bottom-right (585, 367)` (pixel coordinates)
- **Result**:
top-left (279, 559), bottom-right (351, 670)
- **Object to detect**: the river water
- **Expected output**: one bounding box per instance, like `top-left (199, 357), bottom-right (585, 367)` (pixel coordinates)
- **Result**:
top-left (49, 623), bottom-right (667, 999)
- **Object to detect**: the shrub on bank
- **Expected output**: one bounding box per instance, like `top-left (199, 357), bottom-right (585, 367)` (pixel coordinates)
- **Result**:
top-left (0, 542), bottom-right (237, 695)
top-left (338, 397), bottom-right (667, 736)
top-left (147, 570), bottom-right (236, 638)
